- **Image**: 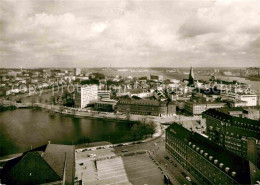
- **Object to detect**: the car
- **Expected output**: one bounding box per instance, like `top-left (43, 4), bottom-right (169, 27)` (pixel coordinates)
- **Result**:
top-left (121, 149), bottom-right (128, 152)
top-left (173, 163), bottom-right (177, 167)
top-left (181, 172), bottom-right (187, 177)
top-left (79, 163), bottom-right (84, 166)
top-left (186, 176), bottom-right (191, 182)
top-left (164, 156), bottom-right (170, 160)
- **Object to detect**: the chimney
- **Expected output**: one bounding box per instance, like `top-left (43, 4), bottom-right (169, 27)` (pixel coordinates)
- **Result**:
top-left (209, 156), bottom-right (213, 160)
top-left (219, 163), bottom-right (224, 168)
top-left (200, 150), bottom-right (204, 154)
top-left (192, 144), bottom-right (196, 148)
top-left (204, 153), bottom-right (208, 157)
top-left (196, 147), bottom-right (200, 151)
top-left (214, 159), bottom-right (218, 164)
top-left (231, 172), bottom-right (236, 177)
top-left (48, 141), bottom-right (51, 144)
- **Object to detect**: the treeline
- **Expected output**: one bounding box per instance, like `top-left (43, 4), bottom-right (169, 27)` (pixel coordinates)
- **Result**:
top-left (130, 120), bottom-right (156, 140)
top-left (0, 105), bottom-right (17, 112)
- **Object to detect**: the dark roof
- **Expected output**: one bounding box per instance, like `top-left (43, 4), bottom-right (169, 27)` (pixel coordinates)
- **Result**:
top-left (118, 98), bottom-right (163, 106)
top-left (166, 123), bottom-right (251, 184)
top-left (43, 144), bottom-right (75, 185)
top-left (1, 144), bottom-right (75, 185)
top-left (203, 109), bottom-right (260, 127)
top-left (1, 151), bottom-right (61, 185)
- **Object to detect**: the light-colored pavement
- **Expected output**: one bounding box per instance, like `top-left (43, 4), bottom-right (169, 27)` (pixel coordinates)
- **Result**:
top-left (76, 152), bottom-right (164, 185)
top-left (75, 131), bottom-right (202, 185)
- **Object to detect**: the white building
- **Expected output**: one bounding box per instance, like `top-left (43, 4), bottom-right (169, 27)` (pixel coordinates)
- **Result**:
top-left (238, 94), bottom-right (257, 107)
top-left (74, 68), bottom-right (81, 76)
top-left (75, 85), bottom-right (98, 108)
top-left (221, 92), bottom-right (257, 107)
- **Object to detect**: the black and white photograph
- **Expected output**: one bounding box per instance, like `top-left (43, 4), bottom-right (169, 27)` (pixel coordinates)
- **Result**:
top-left (0, 0), bottom-right (260, 184)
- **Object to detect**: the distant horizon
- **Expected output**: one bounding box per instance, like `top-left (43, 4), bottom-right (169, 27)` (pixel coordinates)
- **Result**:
top-left (1, 66), bottom-right (260, 70)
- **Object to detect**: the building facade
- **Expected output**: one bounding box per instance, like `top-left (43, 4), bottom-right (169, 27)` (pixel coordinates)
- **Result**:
top-left (74, 68), bottom-right (81, 76)
top-left (116, 98), bottom-right (176, 116)
top-left (221, 92), bottom-right (257, 107)
top-left (166, 123), bottom-right (252, 185)
top-left (185, 102), bottom-right (226, 115)
top-left (98, 90), bottom-right (111, 100)
top-left (94, 99), bottom-right (117, 112)
top-left (203, 109), bottom-right (260, 169)
top-left (74, 85), bottom-right (98, 108)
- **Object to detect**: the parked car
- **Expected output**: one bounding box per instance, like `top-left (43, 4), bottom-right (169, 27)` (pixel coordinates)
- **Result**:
top-left (186, 176), bottom-right (191, 182)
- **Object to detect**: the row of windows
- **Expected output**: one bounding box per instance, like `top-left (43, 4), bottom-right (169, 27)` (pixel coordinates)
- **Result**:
top-left (166, 142), bottom-right (236, 185)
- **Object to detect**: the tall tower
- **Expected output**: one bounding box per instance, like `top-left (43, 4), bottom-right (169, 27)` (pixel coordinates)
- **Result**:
top-left (188, 66), bottom-right (195, 86)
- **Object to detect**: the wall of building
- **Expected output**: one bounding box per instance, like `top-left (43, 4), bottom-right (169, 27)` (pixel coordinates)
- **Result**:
top-left (166, 131), bottom-right (237, 185)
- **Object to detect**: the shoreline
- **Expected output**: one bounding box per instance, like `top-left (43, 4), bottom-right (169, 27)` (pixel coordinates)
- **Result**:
top-left (0, 104), bottom-right (163, 162)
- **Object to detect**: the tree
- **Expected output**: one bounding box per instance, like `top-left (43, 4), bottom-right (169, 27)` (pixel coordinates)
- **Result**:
top-left (130, 120), bottom-right (156, 140)
top-left (78, 136), bottom-right (91, 145)
top-left (84, 137), bottom-right (91, 145)
top-left (90, 73), bottom-right (105, 80)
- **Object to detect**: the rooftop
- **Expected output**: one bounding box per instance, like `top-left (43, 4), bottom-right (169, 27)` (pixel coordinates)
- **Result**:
top-left (203, 109), bottom-right (260, 127)
top-left (118, 97), bottom-right (168, 106)
top-left (1, 144), bottom-right (75, 185)
top-left (166, 123), bottom-right (251, 184)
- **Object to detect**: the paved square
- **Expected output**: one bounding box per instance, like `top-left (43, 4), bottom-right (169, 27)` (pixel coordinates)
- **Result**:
top-left (76, 153), bottom-right (164, 185)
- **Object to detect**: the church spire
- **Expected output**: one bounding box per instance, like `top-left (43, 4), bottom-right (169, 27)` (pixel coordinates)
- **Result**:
top-left (188, 66), bottom-right (195, 86)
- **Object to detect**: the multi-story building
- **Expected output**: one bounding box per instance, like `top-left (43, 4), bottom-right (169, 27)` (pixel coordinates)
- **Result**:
top-left (221, 92), bottom-right (257, 107)
top-left (166, 123), bottom-right (253, 185)
top-left (98, 90), bottom-right (111, 100)
top-left (74, 68), bottom-right (81, 76)
top-left (203, 109), bottom-right (260, 168)
top-left (185, 102), bottom-right (226, 115)
top-left (116, 98), bottom-right (176, 116)
top-left (74, 85), bottom-right (98, 108)
top-left (94, 99), bottom-right (117, 112)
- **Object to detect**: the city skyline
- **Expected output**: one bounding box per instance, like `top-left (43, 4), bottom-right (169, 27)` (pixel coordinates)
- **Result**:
top-left (1, 0), bottom-right (260, 68)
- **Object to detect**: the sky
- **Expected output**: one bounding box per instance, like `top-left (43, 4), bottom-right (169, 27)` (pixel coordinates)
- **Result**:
top-left (0, 0), bottom-right (260, 68)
